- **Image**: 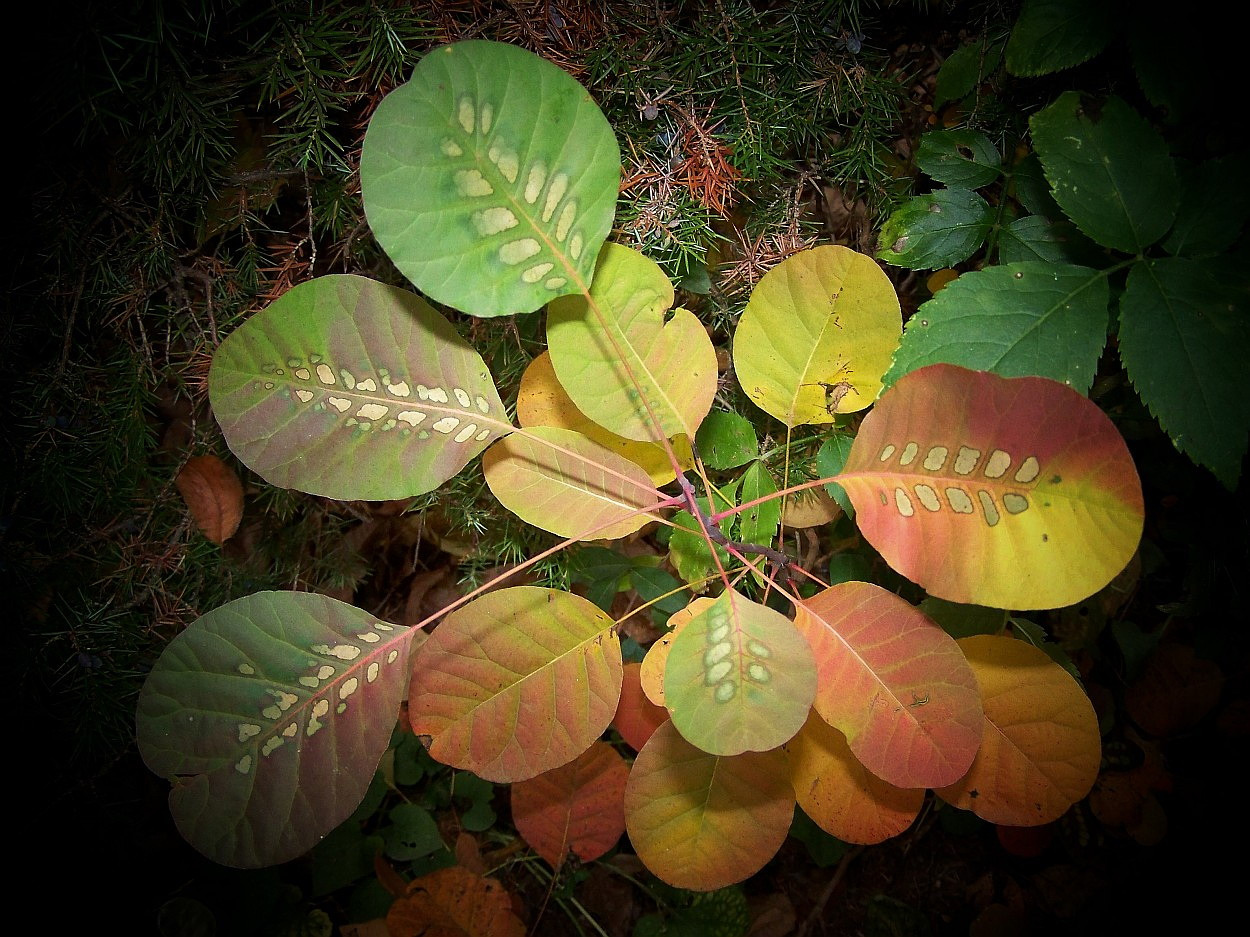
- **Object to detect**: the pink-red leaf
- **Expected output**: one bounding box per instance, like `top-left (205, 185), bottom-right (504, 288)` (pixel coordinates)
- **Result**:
top-left (793, 582), bottom-right (982, 788)
top-left (511, 741), bottom-right (629, 868)
top-left (838, 364), bottom-right (1143, 610)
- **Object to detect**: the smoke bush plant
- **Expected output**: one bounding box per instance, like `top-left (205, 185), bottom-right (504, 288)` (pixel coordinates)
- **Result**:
top-left (137, 40), bottom-right (1145, 891)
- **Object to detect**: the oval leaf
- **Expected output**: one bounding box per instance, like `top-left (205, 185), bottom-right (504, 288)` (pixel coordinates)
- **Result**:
top-left (483, 425), bottom-right (661, 540)
top-left (518, 351), bottom-right (692, 484)
top-left (1029, 92), bottom-right (1179, 253)
top-left (664, 588), bottom-right (816, 756)
top-left (175, 454), bottom-right (243, 544)
top-left (786, 710), bottom-right (924, 844)
top-left (209, 275), bottom-right (509, 500)
top-left (733, 245), bottom-right (901, 426)
top-left (882, 262), bottom-right (1110, 394)
top-left (547, 242), bottom-right (718, 442)
top-left (136, 591), bottom-right (414, 868)
top-left (387, 867), bottom-right (525, 937)
top-left (877, 188), bottom-right (994, 270)
top-left (935, 634), bottom-right (1101, 825)
top-left (1004, 0), bottom-right (1115, 77)
top-left (624, 721), bottom-right (794, 891)
top-left (793, 582), bottom-right (982, 788)
top-left (360, 41), bottom-right (619, 317)
top-left (511, 741), bottom-right (629, 868)
top-left (916, 129), bottom-right (1002, 189)
top-left (407, 587), bottom-right (621, 782)
top-left (838, 364), bottom-right (1144, 609)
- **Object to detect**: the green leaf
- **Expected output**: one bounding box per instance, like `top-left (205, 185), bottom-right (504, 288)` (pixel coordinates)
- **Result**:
top-left (695, 410), bottom-right (758, 469)
top-left (630, 565), bottom-right (690, 618)
top-left (917, 130), bottom-right (1002, 189)
top-left (663, 588), bottom-right (816, 756)
top-left (569, 546), bottom-right (634, 612)
top-left (482, 425), bottom-right (661, 540)
top-left (1007, 153), bottom-right (1061, 219)
top-left (668, 482), bottom-right (738, 586)
top-left (883, 262), bottom-right (1109, 394)
top-left (877, 188), bottom-right (994, 270)
top-left (1029, 93), bottom-right (1179, 253)
top-left (360, 41), bottom-right (619, 317)
top-left (1161, 155), bottom-right (1250, 257)
top-left (816, 433), bottom-right (856, 517)
top-left (136, 592), bottom-right (415, 868)
top-left (736, 461), bottom-right (781, 550)
top-left (917, 597), bottom-right (1007, 639)
top-left (407, 587), bottom-right (622, 782)
top-left (1118, 257), bottom-right (1250, 488)
top-left (209, 275), bottom-right (509, 501)
top-left (827, 553), bottom-right (872, 586)
top-left (934, 38), bottom-right (1005, 107)
top-left (383, 803), bottom-right (445, 861)
top-left (733, 246), bottom-right (902, 426)
top-left (453, 774), bottom-right (498, 832)
top-left (548, 242), bottom-right (718, 442)
top-left (1005, 0), bottom-right (1115, 77)
top-left (311, 823), bottom-right (385, 897)
top-left (996, 216), bottom-right (1100, 266)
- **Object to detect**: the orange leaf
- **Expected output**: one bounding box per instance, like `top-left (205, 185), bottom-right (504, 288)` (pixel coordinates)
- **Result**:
top-left (785, 710), bottom-right (923, 844)
top-left (386, 866), bottom-right (525, 937)
top-left (613, 662), bottom-right (669, 751)
top-left (936, 635), bottom-right (1101, 826)
top-left (175, 454), bottom-right (243, 543)
top-left (639, 599), bottom-right (706, 706)
top-left (511, 742), bottom-right (629, 868)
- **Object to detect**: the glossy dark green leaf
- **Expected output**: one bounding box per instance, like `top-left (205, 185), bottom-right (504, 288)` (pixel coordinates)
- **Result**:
top-left (1005, 0), bottom-right (1114, 77)
top-left (816, 433), bottom-right (856, 516)
top-left (934, 38), bottom-right (1005, 106)
top-left (695, 410), bottom-right (759, 469)
top-left (877, 188), bottom-right (994, 270)
top-left (917, 130), bottom-right (1002, 189)
top-left (884, 262), bottom-right (1109, 393)
top-left (1118, 257), bottom-right (1250, 488)
top-left (1030, 93), bottom-right (1179, 253)
top-left (1161, 155), bottom-right (1250, 257)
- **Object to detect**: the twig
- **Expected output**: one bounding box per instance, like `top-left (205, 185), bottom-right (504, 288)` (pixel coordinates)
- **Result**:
top-left (796, 844), bottom-right (864, 937)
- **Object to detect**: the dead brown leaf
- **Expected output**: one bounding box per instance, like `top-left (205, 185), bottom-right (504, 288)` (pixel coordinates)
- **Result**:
top-left (175, 455), bottom-right (243, 544)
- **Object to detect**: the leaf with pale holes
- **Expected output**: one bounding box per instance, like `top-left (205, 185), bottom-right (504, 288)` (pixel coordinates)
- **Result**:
top-left (175, 455), bottom-right (244, 544)
top-left (209, 275), bottom-right (509, 501)
top-left (786, 711), bottom-right (925, 845)
top-left (360, 40), bottom-right (619, 318)
top-left (511, 742), bottom-right (629, 868)
top-left (624, 721), bottom-right (795, 891)
top-left (935, 635), bottom-right (1101, 826)
top-left (407, 587), bottom-right (621, 782)
top-left (733, 246), bottom-right (901, 427)
top-left (517, 351), bottom-right (692, 485)
top-left (663, 588), bottom-right (816, 756)
top-left (136, 591), bottom-right (414, 868)
top-left (482, 426), bottom-right (661, 540)
top-left (836, 364), bottom-right (1143, 610)
top-left (547, 243), bottom-right (718, 442)
top-left (793, 582), bottom-right (982, 789)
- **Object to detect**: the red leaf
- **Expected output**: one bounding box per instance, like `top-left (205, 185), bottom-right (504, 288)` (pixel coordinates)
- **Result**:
top-left (613, 662), bottom-right (669, 751)
top-left (511, 742), bottom-right (628, 868)
top-left (386, 867), bottom-right (525, 937)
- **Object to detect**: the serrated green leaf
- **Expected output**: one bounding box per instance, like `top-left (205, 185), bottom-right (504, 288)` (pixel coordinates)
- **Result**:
top-left (1161, 155), bottom-right (1250, 257)
top-left (917, 596), bottom-right (1007, 639)
top-left (877, 188), bottom-right (994, 270)
top-left (1118, 257), bottom-right (1250, 488)
top-left (630, 565), bottom-right (690, 618)
top-left (695, 410), bottom-right (758, 469)
top-left (917, 130), bottom-right (1002, 189)
top-left (1005, 0), bottom-right (1115, 76)
top-left (209, 275), bottom-right (509, 501)
top-left (883, 262), bottom-right (1109, 393)
top-left (736, 460), bottom-right (781, 550)
top-left (668, 482), bottom-right (738, 586)
top-left (996, 216), bottom-right (1101, 266)
top-left (1008, 152), bottom-right (1061, 219)
top-left (136, 592), bottom-right (415, 868)
top-left (934, 38), bottom-right (1005, 107)
top-left (816, 434), bottom-right (856, 516)
top-left (360, 41), bottom-right (619, 317)
top-left (1030, 93), bottom-right (1179, 253)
